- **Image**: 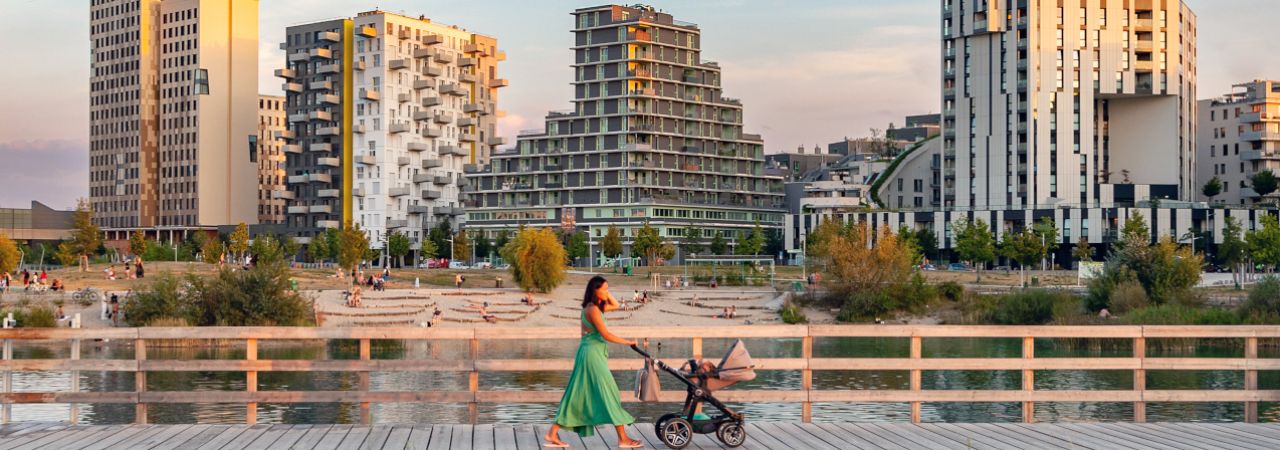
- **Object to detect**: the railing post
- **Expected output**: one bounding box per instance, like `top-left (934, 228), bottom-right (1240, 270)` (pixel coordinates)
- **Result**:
top-left (1245, 336), bottom-right (1258, 423)
top-left (2, 339), bottom-right (10, 424)
top-left (691, 336), bottom-right (702, 361)
top-left (909, 335), bottom-right (922, 424)
top-left (468, 336), bottom-right (479, 425)
top-left (1133, 335), bottom-right (1145, 423)
top-left (246, 338), bottom-right (258, 425)
top-left (801, 334), bottom-right (812, 423)
top-left (359, 338), bottom-right (371, 424)
top-left (1021, 336), bottom-right (1034, 423)
top-left (71, 334), bottom-right (81, 424)
top-left (135, 338), bottom-right (147, 424)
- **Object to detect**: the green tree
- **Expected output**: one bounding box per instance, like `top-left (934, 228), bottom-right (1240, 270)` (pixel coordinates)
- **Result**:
top-left (129, 230), bottom-right (146, 257)
top-left (1119, 212), bottom-right (1151, 250)
top-left (228, 223), bottom-right (250, 260)
top-left (387, 232), bottom-right (412, 268)
top-left (1073, 236), bottom-right (1094, 264)
top-left (601, 225), bottom-right (623, 259)
top-left (453, 230), bottom-right (472, 263)
top-left (898, 225), bottom-right (923, 264)
top-left (1000, 228), bottom-right (1044, 286)
top-left (130, 261), bottom-right (312, 327)
top-left (202, 238), bottom-right (225, 265)
top-left (336, 222), bottom-right (369, 275)
top-left (61, 199), bottom-right (101, 271)
top-left (0, 233), bottom-right (19, 274)
top-left (306, 235), bottom-right (328, 263)
top-left (501, 227), bottom-right (567, 293)
top-left (709, 231), bottom-right (728, 255)
top-left (736, 223), bottom-right (767, 256)
top-left (565, 231), bottom-right (589, 262)
top-left (1220, 216), bottom-right (1248, 287)
top-left (1246, 215), bottom-right (1280, 273)
top-left (679, 225), bottom-right (703, 256)
top-left (474, 233), bottom-right (493, 260)
top-left (494, 230), bottom-right (511, 251)
top-left (953, 218), bottom-right (996, 282)
top-left (1202, 176), bottom-right (1223, 200)
top-left (1033, 217), bottom-right (1059, 268)
top-left (1251, 170), bottom-right (1278, 199)
top-left (280, 235), bottom-right (300, 262)
top-left (420, 237), bottom-right (439, 261)
top-left (249, 234), bottom-right (284, 266)
top-left (632, 221), bottom-right (663, 266)
top-left (914, 228), bottom-right (940, 262)
top-left (428, 219), bottom-right (453, 259)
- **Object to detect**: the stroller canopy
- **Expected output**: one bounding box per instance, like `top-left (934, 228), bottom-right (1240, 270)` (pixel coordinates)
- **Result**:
top-left (715, 339), bottom-right (757, 382)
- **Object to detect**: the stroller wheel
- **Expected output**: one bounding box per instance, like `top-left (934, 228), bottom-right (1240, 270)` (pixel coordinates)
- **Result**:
top-left (716, 422), bottom-right (747, 447)
top-left (658, 417), bottom-right (694, 449)
top-left (654, 413), bottom-right (680, 434)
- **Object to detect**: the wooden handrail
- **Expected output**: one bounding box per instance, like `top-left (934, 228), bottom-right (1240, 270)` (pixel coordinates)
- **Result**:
top-left (0, 325), bottom-right (1276, 425)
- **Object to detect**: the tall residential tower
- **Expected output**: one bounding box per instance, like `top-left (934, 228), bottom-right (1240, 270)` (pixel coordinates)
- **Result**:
top-left (465, 4), bottom-right (783, 252)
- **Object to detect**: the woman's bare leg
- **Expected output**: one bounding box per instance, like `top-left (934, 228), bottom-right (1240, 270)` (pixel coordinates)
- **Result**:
top-left (616, 425), bottom-right (641, 446)
top-left (544, 423), bottom-right (566, 445)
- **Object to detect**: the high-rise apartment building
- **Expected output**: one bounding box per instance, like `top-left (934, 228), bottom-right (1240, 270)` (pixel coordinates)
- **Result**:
top-left (1198, 80), bottom-right (1280, 205)
top-left (257, 95), bottom-right (287, 223)
top-left (465, 4), bottom-right (784, 250)
top-left (941, 0), bottom-right (1196, 209)
top-left (90, 0), bottom-right (260, 231)
top-left (278, 11), bottom-right (506, 250)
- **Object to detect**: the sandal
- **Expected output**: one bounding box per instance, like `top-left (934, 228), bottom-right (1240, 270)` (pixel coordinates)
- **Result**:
top-left (620, 438), bottom-right (644, 448)
top-left (543, 436), bottom-right (569, 448)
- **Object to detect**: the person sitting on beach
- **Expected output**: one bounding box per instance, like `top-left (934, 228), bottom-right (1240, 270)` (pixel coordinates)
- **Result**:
top-left (1099, 308), bottom-right (1111, 320)
top-left (50, 279), bottom-right (64, 292)
top-left (641, 291), bottom-right (649, 304)
top-left (478, 303), bottom-right (497, 323)
top-left (428, 308), bottom-right (443, 327)
top-left (721, 307), bottom-right (730, 319)
top-left (56, 305), bottom-right (66, 321)
top-left (348, 285), bottom-right (363, 308)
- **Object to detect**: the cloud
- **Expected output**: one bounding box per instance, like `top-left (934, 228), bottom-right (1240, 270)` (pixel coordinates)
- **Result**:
top-left (0, 140), bottom-right (88, 210)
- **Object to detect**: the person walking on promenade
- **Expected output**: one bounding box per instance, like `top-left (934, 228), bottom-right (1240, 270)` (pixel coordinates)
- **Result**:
top-left (544, 275), bottom-right (642, 448)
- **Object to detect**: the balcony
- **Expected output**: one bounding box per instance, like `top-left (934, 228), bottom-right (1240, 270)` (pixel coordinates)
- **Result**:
top-left (1134, 19), bottom-right (1154, 30)
top-left (357, 26), bottom-right (376, 38)
top-left (309, 48), bottom-right (332, 59)
top-left (272, 190), bottom-right (295, 200)
top-left (361, 89), bottom-right (380, 101)
top-left (441, 145), bottom-right (467, 157)
top-left (1134, 40), bottom-right (1154, 52)
top-left (287, 52), bottom-right (309, 63)
top-left (283, 82), bottom-right (303, 93)
top-left (288, 113), bottom-right (309, 123)
top-left (388, 187), bottom-right (410, 197)
top-left (459, 57), bottom-right (476, 67)
top-left (424, 126), bottom-right (442, 138)
top-left (413, 111), bottom-right (432, 122)
top-left (387, 219), bottom-right (409, 229)
top-left (308, 173), bottom-right (332, 183)
top-left (412, 173), bottom-right (433, 183)
top-left (449, 207), bottom-right (465, 216)
top-left (320, 94), bottom-right (340, 105)
top-left (434, 112), bottom-right (454, 124)
top-left (396, 29), bottom-right (411, 40)
top-left (353, 187), bottom-right (364, 197)
top-left (421, 34), bottom-right (443, 46)
top-left (308, 111), bottom-right (332, 121)
top-left (434, 206), bottom-right (454, 216)
top-left (1241, 112), bottom-right (1265, 123)
top-left (407, 142), bottom-right (429, 152)
top-left (489, 78), bottom-right (509, 88)
top-left (460, 72), bottom-right (477, 83)
top-left (494, 50), bottom-right (507, 61)
top-left (487, 136), bottom-right (506, 146)
top-left (458, 117), bottom-right (477, 127)
top-left (396, 156), bottom-right (410, 166)
top-left (309, 205), bottom-right (333, 214)
top-left (460, 133), bottom-right (477, 143)
top-left (397, 93), bottom-right (411, 103)
top-left (318, 157), bottom-right (340, 167)
top-left (357, 154), bottom-right (375, 165)
top-left (424, 65), bottom-right (443, 77)
top-left (463, 44), bottom-right (483, 54)
top-left (433, 51), bottom-right (454, 64)
top-left (287, 175), bottom-right (308, 184)
top-left (432, 175), bottom-right (450, 185)
top-left (317, 126), bottom-right (339, 136)
top-left (389, 59), bottom-right (409, 70)
top-left (422, 189), bottom-right (442, 199)
top-left (317, 189), bottom-right (340, 198)
top-left (1134, 60), bottom-right (1154, 71)
top-left (318, 220), bottom-right (341, 229)
top-left (1242, 150), bottom-right (1280, 161)
top-left (352, 124), bottom-right (366, 134)
top-left (308, 80), bottom-right (332, 91)
top-left (309, 143), bottom-right (332, 152)
top-left (353, 60), bottom-right (366, 71)
top-left (283, 144), bottom-right (302, 154)
top-left (442, 84), bottom-right (467, 96)
top-left (463, 103), bottom-right (483, 114)
top-left (318, 31), bottom-right (340, 42)
top-left (317, 64), bottom-right (340, 74)
top-left (287, 206), bottom-right (309, 214)
top-left (421, 159), bottom-right (442, 169)
top-left (407, 205), bottom-right (430, 214)
top-left (390, 122), bottom-right (410, 134)
top-left (413, 48), bottom-right (433, 59)
top-left (1242, 130), bottom-right (1280, 141)
top-left (274, 68), bottom-right (296, 79)
top-left (413, 79), bottom-right (435, 90)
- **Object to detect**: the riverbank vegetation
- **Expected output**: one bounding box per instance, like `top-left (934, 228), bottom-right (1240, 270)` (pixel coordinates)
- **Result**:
top-left (128, 258), bottom-right (313, 327)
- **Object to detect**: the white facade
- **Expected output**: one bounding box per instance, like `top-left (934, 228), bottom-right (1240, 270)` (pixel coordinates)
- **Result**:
top-left (941, 0), bottom-right (1196, 210)
top-left (1197, 80), bottom-right (1280, 205)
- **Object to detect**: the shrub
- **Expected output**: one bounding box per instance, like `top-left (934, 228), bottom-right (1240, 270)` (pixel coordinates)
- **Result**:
top-left (1240, 276), bottom-right (1280, 321)
top-left (130, 261), bottom-right (313, 326)
top-left (992, 289), bottom-right (1060, 325)
top-left (1125, 305), bottom-right (1241, 325)
top-left (938, 281), bottom-right (964, 301)
top-left (146, 317), bottom-right (192, 327)
top-left (501, 227), bottom-right (567, 294)
top-left (780, 301), bottom-right (808, 324)
top-left (1108, 281), bottom-right (1149, 314)
top-left (22, 306), bottom-right (57, 328)
top-left (837, 291), bottom-right (894, 322)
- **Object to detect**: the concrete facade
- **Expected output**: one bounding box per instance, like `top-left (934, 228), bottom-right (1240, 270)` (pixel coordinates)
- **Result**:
top-left (940, 0), bottom-right (1197, 210)
top-left (464, 4), bottom-right (784, 249)
top-left (257, 95), bottom-right (287, 223)
top-left (1197, 80), bottom-right (1280, 205)
top-left (278, 11), bottom-right (505, 249)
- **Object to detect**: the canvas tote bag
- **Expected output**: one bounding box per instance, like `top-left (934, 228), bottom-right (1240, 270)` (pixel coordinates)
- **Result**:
top-left (634, 357), bottom-right (662, 402)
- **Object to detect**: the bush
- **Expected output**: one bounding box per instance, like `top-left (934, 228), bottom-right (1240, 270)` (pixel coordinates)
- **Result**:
top-left (1240, 276), bottom-right (1280, 321)
top-left (1124, 304), bottom-right (1241, 325)
top-left (837, 291), bottom-right (894, 322)
top-left (22, 306), bottom-right (57, 328)
top-left (780, 301), bottom-right (807, 324)
top-left (1108, 281), bottom-right (1149, 314)
top-left (938, 281), bottom-right (964, 301)
top-left (992, 289), bottom-right (1062, 325)
top-left (129, 261), bottom-right (313, 326)
top-left (146, 317), bottom-right (192, 327)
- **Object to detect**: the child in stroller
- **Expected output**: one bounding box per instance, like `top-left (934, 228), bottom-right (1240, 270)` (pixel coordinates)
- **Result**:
top-left (631, 339), bottom-right (756, 449)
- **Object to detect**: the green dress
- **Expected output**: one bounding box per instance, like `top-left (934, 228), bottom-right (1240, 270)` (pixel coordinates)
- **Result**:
top-left (553, 309), bottom-right (635, 437)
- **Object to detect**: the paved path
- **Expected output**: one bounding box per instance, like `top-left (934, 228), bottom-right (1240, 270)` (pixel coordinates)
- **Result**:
top-left (0, 422), bottom-right (1278, 449)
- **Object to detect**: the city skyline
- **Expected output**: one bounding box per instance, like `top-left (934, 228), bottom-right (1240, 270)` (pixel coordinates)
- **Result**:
top-left (1, 0), bottom-right (1279, 210)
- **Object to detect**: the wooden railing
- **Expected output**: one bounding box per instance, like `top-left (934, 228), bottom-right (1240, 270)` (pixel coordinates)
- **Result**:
top-left (1, 325), bottom-right (1278, 425)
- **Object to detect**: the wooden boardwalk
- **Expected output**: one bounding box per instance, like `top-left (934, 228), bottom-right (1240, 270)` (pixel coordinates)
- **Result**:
top-left (0, 422), bottom-right (1278, 449)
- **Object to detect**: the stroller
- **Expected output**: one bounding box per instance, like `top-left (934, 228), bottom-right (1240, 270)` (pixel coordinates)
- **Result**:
top-left (631, 340), bottom-right (757, 449)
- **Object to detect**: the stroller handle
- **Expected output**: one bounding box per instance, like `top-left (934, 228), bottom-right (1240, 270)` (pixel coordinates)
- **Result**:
top-left (629, 344), bottom-right (652, 359)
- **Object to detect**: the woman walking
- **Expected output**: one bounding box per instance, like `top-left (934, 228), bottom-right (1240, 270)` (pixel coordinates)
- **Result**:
top-left (544, 275), bottom-right (643, 448)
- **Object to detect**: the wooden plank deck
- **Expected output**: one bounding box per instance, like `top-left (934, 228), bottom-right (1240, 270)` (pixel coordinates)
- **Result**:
top-left (0, 422), bottom-right (1277, 449)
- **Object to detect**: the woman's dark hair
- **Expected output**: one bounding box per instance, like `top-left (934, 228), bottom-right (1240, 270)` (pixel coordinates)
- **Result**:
top-left (582, 275), bottom-right (608, 308)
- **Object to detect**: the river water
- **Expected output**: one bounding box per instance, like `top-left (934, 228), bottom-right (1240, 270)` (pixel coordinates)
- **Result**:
top-left (7, 337), bottom-right (1278, 424)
